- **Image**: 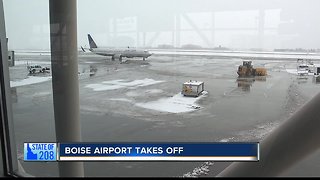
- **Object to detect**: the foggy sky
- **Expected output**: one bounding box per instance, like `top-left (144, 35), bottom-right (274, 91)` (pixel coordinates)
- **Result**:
top-left (3, 0), bottom-right (320, 50)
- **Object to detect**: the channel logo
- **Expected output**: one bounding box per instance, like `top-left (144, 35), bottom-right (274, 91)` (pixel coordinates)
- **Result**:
top-left (24, 143), bottom-right (57, 161)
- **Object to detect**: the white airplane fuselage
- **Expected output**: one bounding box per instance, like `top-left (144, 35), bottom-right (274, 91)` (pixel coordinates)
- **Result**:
top-left (87, 34), bottom-right (152, 62)
top-left (90, 48), bottom-right (152, 59)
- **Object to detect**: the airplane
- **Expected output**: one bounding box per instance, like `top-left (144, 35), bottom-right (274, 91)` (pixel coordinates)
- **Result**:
top-left (80, 46), bottom-right (86, 53)
top-left (87, 34), bottom-right (152, 63)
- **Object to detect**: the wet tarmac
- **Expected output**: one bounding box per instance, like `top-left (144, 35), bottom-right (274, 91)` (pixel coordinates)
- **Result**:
top-left (9, 52), bottom-right (320, 177)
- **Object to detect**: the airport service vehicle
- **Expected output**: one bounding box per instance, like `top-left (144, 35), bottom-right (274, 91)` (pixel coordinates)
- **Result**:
top-left (296, 58), bottom-right (320, 76)
top-left (237, 60), bottom-right (267, 77)
top-left (181, 80), bottom-right (204, 97)
top-left (296, 64), bottom-right (309, 76)
top-left (313, 65), bottom-right (320, 76)
top-left (27, 65), bottom-right (50, 74)
top-left (296, 59), bottom-right (311, 75)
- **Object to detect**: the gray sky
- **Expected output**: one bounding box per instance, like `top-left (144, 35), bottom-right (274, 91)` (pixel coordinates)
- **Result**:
top-left (3, 0), bottom-right (320, 50)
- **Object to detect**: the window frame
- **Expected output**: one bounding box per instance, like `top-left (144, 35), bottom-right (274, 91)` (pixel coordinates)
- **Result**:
top-left (0, 0), bottom-right (19, 177)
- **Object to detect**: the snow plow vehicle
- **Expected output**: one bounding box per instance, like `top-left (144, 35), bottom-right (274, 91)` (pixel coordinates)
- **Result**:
top-left (237, 60), bottom-right (267, 77)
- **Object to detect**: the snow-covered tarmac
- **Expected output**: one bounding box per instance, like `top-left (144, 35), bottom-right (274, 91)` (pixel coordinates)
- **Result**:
top-left (9, 51), bottom-right (320, 177)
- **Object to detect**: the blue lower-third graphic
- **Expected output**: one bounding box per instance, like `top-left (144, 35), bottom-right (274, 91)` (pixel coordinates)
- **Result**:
top-left (24, 143), bottom-right (57, 161)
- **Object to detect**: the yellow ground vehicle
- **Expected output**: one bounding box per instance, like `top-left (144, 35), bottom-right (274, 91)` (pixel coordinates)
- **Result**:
top-left (237, 61), bottom-right (267, 77)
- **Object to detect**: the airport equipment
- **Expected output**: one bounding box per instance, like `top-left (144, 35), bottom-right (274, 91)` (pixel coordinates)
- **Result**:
top-left (182, 80), bottom-right (204, 97)
top-left (313, 65), bottom-right (320, 76)
top-left (7, 50), bottom-right (14, 66)
top-left (313, 76), bottom-right (320, 84)
top-left (237, 60), bottom-right (267, 77)
top-left (296, 59), bottom-right (310, 75)
top-left (295, 59), bottom-right (320, 76)
top-left (27, 65), bottom-right (50, 74)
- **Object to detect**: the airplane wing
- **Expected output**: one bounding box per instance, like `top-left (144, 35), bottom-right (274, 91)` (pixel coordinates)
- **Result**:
top-left (80, 46), bottom-right (93, 54)
top-left (113, 54), bottom-right (128, 63)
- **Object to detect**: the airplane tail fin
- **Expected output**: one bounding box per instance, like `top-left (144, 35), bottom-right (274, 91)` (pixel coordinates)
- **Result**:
top-left (87, 34), bottom-right (98, 49)
top-left (81, 46), bottom-right (86, 52)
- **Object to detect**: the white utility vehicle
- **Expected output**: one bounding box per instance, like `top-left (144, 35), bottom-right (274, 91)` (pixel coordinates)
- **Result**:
top-left (27, 65), bottom-right (50, 74)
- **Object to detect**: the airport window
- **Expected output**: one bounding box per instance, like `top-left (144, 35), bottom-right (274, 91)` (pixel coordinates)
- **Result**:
top-left (2, 0), bottom-right (320, 177)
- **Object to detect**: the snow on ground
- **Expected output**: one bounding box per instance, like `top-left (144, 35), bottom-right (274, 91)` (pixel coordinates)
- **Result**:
top-left (109, 98), bottom-right (132, 102)
top-left (15, 51), bottom-right (51, 56)
top-left (10, 76), bottom-right (52, 87)
top-left (144, 89), bottom-right (163, 94)
top-left (183, 120), bottom-right (279, 178)
top-left (14, 60), bottom-right (51, 66)
top-left (125, 91), bottom-right (140, 97)
top-left (151, 50), bottom-right (320, 60)
top-left (182, 162), bottom-right (214, 177)
top-left (126, 89), bottom-right (163, 97)
top-left (85, 78), bottom-right (164, 91)
top-left (33, 91), bottom-right (51, 97)
top-left (135, 91), bottom-right (207, 113)
top-left (83, 61), bottom-right (99, 64)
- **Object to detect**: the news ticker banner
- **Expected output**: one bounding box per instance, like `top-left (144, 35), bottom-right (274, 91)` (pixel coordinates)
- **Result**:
top-left (24, 143), bottom-right (259, 161)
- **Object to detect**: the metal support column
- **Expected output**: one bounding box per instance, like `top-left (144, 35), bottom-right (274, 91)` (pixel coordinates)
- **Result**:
top-left (175, 14), bottom-right (181, 48)
top-left (0, 0), bottom-right (18, 176)
top-left (142, 32), bottom-right (146, 47)
top-left (182, 14), bottom-right (211, 47)
top-left (146, 32), bottom-right (161, 47)
top-left (258, 9), bottom-right (265, 49)
top-left (136, 17), bottom-right (139, 48)
top-left (49, 0), bottom-right (84, 177)
top-left (105, 19), bottom-right (110, 47)
top-left (211, 12), bottom-right (215, 48)
top-left (113, 18), bottom-right (117, 40)
top-left (172, 31), bottom-right (175, 48)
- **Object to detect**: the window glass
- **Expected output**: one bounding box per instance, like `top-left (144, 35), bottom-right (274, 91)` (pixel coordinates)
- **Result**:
top-left (3, 0), bottom-right (320, 177)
